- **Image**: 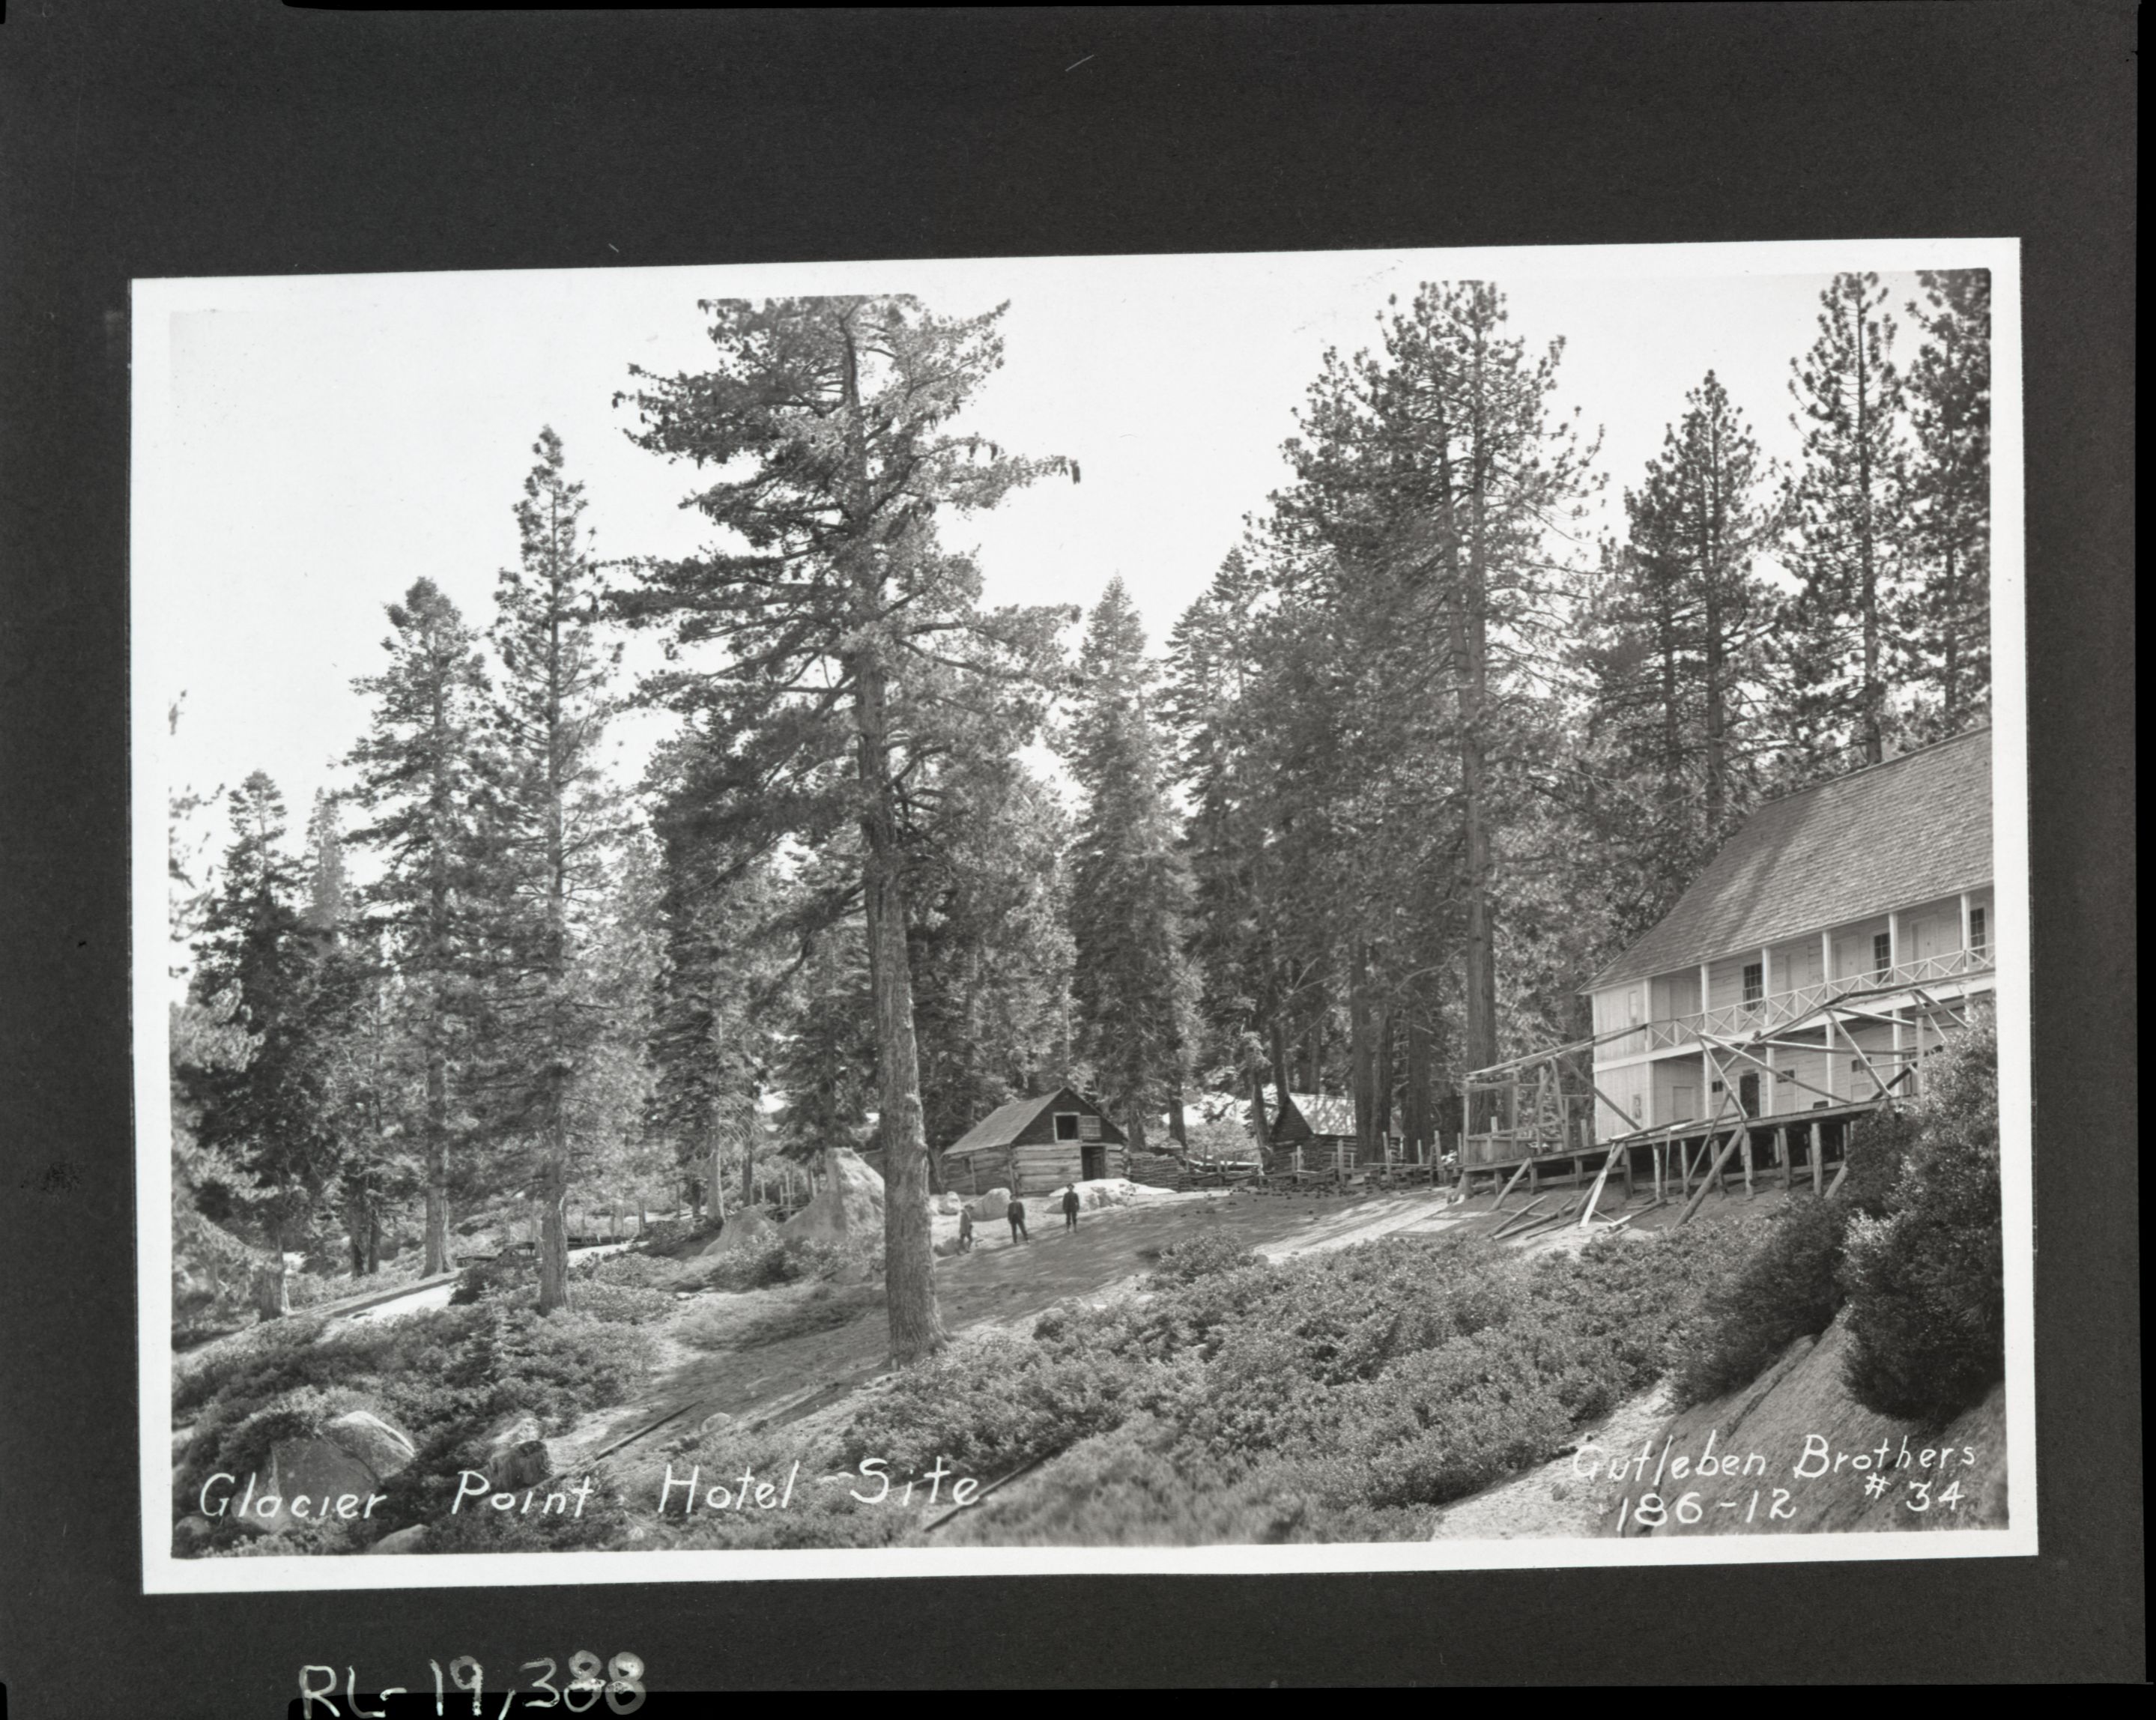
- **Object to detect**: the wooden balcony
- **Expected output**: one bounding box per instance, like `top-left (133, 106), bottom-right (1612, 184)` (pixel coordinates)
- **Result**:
top-left (1635, 945), bottom-right (1995, 1052)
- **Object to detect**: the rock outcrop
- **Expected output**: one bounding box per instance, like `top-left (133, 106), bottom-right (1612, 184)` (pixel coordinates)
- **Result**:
top-left (783, 1148), bottom-right (886, 1244)
top-left (232, 1405), bottom-right (420, 1537)
top-left (697, 1208), bottom-right (779, 1257)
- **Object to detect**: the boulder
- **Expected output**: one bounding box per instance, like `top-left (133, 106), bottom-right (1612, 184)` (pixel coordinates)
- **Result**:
top-left (932, 1237), bottom-right (962, 1259)
top-left (1079, 1178), bottom-right (1143, 1211)
top-left (480, 1411), bottom-right (557, 1489)
top-left (172, 1514), bottom-right (216, 1553)
top-left (697, 1208), bottom-right (779, 1258)
top-left (494, 1439), bottom-right (553, 1490)
top-left (238, 1435), bottom-right (382, 1536)
top-left (931, 1191), bottom-right (964, 1216)
top-left (482, 1410), bottom-right (544, 1452)
top-left (697, 1411), bottom-right (735, 1437)
top-left (322, 1409), bottom-right (417, 1480)
top-left (966, 1187), bottom-right (1014, 1223)
top-left (783, 1149), bottom-right (886, 1244)
top-left (367, 1524), bottom-right (429, 1556)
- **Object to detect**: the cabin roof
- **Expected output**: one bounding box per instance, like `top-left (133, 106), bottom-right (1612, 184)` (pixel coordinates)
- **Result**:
top-left (1266, 1088), bottom-right (1358, 1139)
top-left (945, 1087), bottom-right (1119, 1156)
top-left (1587, 727), bottom-right (1994, 992)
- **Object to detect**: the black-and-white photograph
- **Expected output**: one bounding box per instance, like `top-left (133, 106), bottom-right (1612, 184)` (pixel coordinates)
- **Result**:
top-left (133, 239), bottom-right (2030, 1589)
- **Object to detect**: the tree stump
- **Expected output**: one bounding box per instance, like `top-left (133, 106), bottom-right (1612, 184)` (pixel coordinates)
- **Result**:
top-left (252, 1258), bottom-right (291, 1321)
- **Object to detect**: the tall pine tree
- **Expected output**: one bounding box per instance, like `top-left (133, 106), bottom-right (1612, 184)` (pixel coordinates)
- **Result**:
top-left (345, 580), bottom-right (493, 1274)
top-left (1901, 268), bottom-right (1991, 739)
top-left (1067, 579), bottom-right (1195, 1150)
top-left (483, 428), bottom-right (624, 1311)
top-left (618, 294), bottom-right (1076, 1363)
top-left (1778, 272), bottom-right (1909, 772)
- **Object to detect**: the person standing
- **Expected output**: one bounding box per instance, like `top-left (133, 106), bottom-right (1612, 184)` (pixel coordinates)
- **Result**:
top-left (957, 1205), bottom-right (975, 1253)
top-left (1062, 1182), bottom-right (1081, 1232)
top-left (1006, 1194), bottom-right (1029, 1244)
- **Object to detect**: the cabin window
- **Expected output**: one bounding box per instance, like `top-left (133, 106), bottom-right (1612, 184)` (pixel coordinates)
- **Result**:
top-left (1053, 1112), bottom-right (1081, 1142)
top-left (1872, 932), bottom-right (1893, 975)
top-left (1969, 906), bottom-right (1987, 954)
top-left (1742, 962), bottom-right (1763, 1003)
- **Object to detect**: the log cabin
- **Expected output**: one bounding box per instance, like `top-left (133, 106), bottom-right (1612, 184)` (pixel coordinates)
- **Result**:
top-left (941, 1086), bottom-right (1129, 1196)
top-left (1460, 726), bottom-right (1997, 1203)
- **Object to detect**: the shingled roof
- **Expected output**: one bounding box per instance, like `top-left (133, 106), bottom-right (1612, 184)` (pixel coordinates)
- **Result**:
top-left (945, 1094), bottom-right (1058, 1157)
top-left (1587, 727), bottom-right (1994, 992)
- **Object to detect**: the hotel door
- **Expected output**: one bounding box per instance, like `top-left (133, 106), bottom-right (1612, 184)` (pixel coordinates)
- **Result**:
top-left (1739, 1072), bottom-right (1761, 1118)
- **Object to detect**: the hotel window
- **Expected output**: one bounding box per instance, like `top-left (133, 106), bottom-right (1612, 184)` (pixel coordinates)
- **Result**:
top-left (1631, 1095), bottom-right (1643, 1121)
top-left (1969, 906), bottom-right (1987, 954)
top-left (1742, 962), bottom-right (1763, 1004)
top-left (1872, 932), bottom-right (1892, 975)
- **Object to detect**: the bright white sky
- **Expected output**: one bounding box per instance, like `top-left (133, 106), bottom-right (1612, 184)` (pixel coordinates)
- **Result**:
top-left (136, 241), bottom-right (1972, 856)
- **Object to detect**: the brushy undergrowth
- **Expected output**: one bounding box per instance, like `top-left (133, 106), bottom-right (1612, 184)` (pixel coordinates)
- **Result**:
top-left (174, 1303), bottom-right (655, 1554)
top-left (1840, 1010), bottom-right (2004, 1420)
top-left (835, 1220), bottom-right (1766, 1544)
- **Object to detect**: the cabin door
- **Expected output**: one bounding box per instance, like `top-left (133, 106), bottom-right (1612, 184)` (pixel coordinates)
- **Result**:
top-left (1081, 1143), bottom-right (1106, 1181)
top-left (1739, 1072), bottom-right (1761, 1118)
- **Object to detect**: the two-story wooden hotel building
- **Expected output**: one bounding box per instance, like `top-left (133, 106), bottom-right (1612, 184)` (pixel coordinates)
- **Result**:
top-left (1460, 726), bottom-right (1995, 1208)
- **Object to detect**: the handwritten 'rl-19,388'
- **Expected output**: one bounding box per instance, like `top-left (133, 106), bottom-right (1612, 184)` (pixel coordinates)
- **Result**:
top-left (298, 1650), bottom-right (644, 1716)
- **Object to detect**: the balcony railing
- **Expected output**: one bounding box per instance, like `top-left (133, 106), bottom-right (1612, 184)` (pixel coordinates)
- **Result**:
top-left (1631, 945), bottom-right (1995, 1052)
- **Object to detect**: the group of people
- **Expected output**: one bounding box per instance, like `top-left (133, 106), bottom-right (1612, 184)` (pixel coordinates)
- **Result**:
top-left (954, 1181), bottom-right (1084, 1253)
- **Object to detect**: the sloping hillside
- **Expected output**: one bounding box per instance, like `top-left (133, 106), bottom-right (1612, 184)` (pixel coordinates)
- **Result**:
top-left (1602, 1309), bottom-right (2008, 1537)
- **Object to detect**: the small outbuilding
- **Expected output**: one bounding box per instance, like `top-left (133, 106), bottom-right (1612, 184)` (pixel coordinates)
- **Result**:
top-left (942, 1086), bottom-right (1129, 1195)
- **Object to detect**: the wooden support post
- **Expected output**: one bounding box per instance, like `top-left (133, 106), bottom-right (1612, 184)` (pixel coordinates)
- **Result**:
top-left (1825, 1160), bottom-right (1849, 1199)
top-left (1712, 1135), bottom-right (1727, 1195)
top-left (1742, 1130), bottom-right (1754, 1199)
top-left (1653, 1142), bottom-right (1665, 1202)
top-left (1527, 1160), bottom-right (1539, 1196)
top-left (1489, 1157), bottom-right (1533, 1214)
top-left (1622, 1148), bottom-right (1634, 1199)
top-left (1674, 1131), bottom-right (1745, 1228)
top-left (1679, 1138), bottom-right (1691, 1201)
top-left (1578, 1142), bottom-right (1625, 1228)
top-left (1811, 1121), bottom-right (1823, 1196)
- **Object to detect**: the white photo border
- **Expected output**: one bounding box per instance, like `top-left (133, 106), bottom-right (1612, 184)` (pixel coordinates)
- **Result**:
top-left (133, 234), bottom-right (2034, 1594)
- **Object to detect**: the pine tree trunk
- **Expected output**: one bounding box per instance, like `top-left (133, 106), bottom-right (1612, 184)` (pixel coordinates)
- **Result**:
top-left (1268, 1013), bottom-right (1294, 1116)
top-left (1169, 1091), bottom-right (1187, 1148)
top-left (840, 311), bottom-right (944, 1364)
top-left (1402, 1008), bottom-right (1434, 1156)
top-left (1349, 942), bottom-right (1377, 1152)
top-left (1374, 1005), bottom-right (1395, 1139)
top-left (422, 1038), bottom-right (452, 1274)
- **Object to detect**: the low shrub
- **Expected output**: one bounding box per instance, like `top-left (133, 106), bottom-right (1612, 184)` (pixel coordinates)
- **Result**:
top-left (451, 1250), bottom-right (534, 1307)
top-left (1668, 1197), bottom-right (1850, 1407)
top-left (1144, 1232), bottom-right (1259, 1288)
top-left (1839, 1010), bottom-right (2003, 1421)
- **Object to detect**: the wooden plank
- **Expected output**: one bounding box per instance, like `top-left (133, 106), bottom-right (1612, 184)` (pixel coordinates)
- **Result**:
top-left (1489, 1196), bottom-right (1552, 1240)
top-left (1578, 1142), bottom-right (1626, 1228)
top-left (1488, 1157), bottom-right (1534, 1214)
top-left (1825, 1161), bottom-right (1849, 1199)
top-left (1673, 1131), bottom-right (1744, 1228)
